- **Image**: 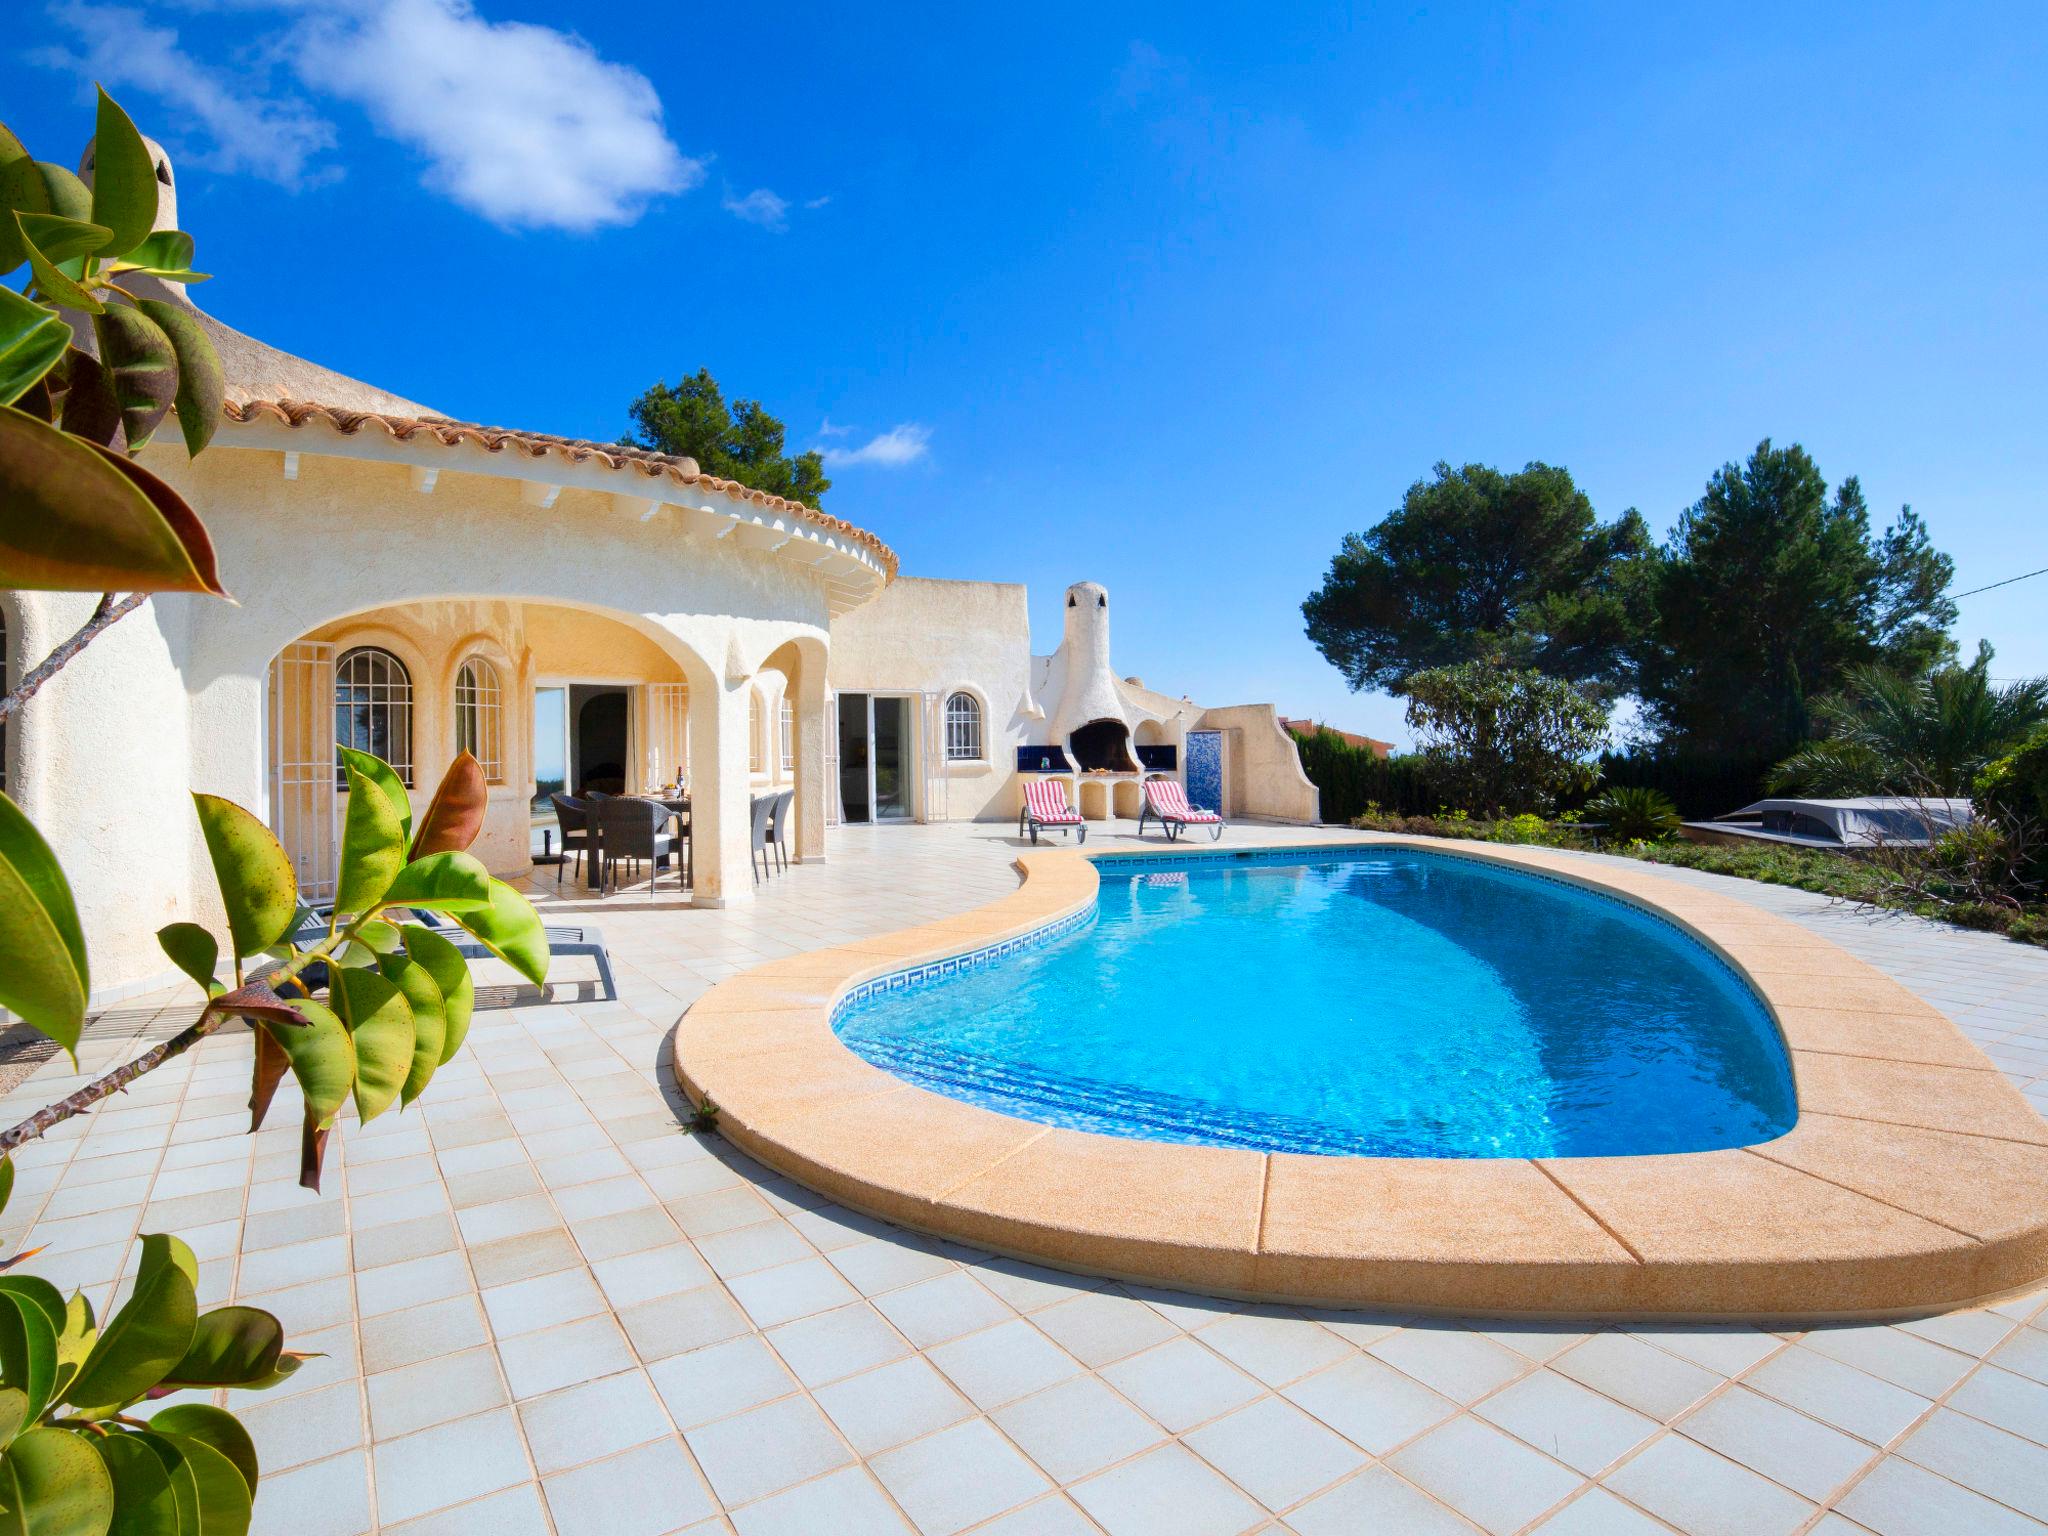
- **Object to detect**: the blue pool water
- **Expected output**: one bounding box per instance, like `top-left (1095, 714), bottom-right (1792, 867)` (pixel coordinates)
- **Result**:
top-left (835, 848), bottom-right (1797, 1158)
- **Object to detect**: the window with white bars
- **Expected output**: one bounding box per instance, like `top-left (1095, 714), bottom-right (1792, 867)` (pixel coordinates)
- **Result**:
top-left (945, 691), bottom-right (983, 761)
top-left (455, 657), bottom-right (505, 783)
top-left (335, 646), bottom-right (413, 786)
top-left (780, 700), bottom-right (794, 773)
top-left (749, 689), bottom-right (765, 773)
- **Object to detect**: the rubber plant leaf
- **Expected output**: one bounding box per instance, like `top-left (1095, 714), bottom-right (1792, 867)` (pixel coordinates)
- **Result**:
top-left (0, 1387), bottom-right (26, 1453)
top-left (336, 747), bottom-right (412, 848)
top-left (409, 751), bottom-right (488, 858)
top-left (0, 286), bottom-right (71, 407)
top-left (191, 794), bottom-right (297, 958)
top-left (0, 1290), bottom-right (57, 1423)
top-left (300, 1116), bottom-right (333, 1193)
top-left (159, 1307), bottom-right (283, 1391)
top-left (332, 966), bottom-right (414, 1124)
top-left (449, 879), bottom-right (550, 987)
top-left (146, 1404), bottom-right (258, 1496)
top-left (237, 1350), bottom-right (316, 1392)
top-left (248, 1027), bottom-right (289, 1134)
top-left (0, 1426), bottom-right (116, 1536)
top-left (0, 790), bottom-right (89, 1059)
top-left (0, 403), bottom-right (224, 592)
top-left (376, 952), bottom-right (448, 1106)
top-left (211, 977), bottom-right (312, 1031)
top-left (0, 1276), bottom-right (68, 1337)
top-left (148, 1429), bottom-right (253, 1535)
top-left (402, 922), bottom-right (475, 1066)
top-left (0, 132), bottom-right (51, 274)
top-left (92, 1430), bottom-right (180, 1534)
top-left (381, 851), bottom-right (492, 913)
top-left (31, 161), bottom-right (94, 223)
top-left (92, 303), bottom-right (176, 450)
top-left (155, 921), bottom-right (222, 998)
top-left (14, 213), bottom-right (101, 313)
top-left (12, 211), bottom-right (111, 264)
top-left (88, 88), bottom-right (159, 258)
top-left (63, 1234), bottom-right (199, 1413)
top-left (56, 347), bottom-right (118, 447)
top-left (261, 1001), bottom-right (354, 1129)
top-left (112, 229), bottom-right (205, 281)
top-left (51, 1293), bottom-right (95, 1407)
top-left (136, 297), bottom-right (222, 456)
top-left (335, 763), bottom-right (406, 919)
top-left (0, 1157), bottom-right (10, 1217)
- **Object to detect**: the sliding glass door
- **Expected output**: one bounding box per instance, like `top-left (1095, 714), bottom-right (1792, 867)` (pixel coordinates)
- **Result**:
top-left (836, 693), bottom-right (913, 823)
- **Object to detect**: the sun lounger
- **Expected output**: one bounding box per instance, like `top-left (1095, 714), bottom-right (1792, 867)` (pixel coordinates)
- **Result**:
top-left (1019, 778), bottom-right (1087, 845)
top-left (1139, 777), bottom-right (1225, 842)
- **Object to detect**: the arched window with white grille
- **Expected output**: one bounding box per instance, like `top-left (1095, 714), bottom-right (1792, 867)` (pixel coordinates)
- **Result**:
top-left (335, 646), bottom-right (413, 786)
top-left (455, 657), bottom-right (505, 783)
top-left (780, 699), bottom-right (795, 774)
top-left (944, 691), bottom-right (983, 761)
top-left (749, 689), bottom-right (765, 774)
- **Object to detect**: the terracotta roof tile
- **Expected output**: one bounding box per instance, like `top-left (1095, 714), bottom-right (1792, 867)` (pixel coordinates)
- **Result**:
top-left (221, 398), bottom-right (899, 577)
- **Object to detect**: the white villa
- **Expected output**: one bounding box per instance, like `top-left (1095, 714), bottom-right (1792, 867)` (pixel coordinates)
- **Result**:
top-left (2, 146), bottom-right (1316, 1004)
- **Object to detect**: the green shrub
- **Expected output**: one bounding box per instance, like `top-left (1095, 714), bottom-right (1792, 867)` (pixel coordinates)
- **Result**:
top-left (1583, 785), bottom-right (1683, 843)
top-left (1290, 729), bottom-right (1442, 822)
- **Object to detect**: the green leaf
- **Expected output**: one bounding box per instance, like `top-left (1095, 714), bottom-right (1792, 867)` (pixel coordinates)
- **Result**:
top-left (55, 348), bottom-right (118, 448)
top-left (154, 923), bottom-right (222, 998)
top-left (332, 967), bottom-right (412, 1124)
top-left (0, 790), bottom-right (88, 1060)
top-left (376, 953), bottom-right (448, 1107)
top-left (14, 215), bottom-right (101, 314)
top-left (263, 1001), bottom-right (353, 1128)
top-left (0, 403), bottom-right (226, 593)
top-left (334, 764), bottom-right (406, 918)
top-left (145, 1406), bottom-right (256, 1498)
top-left (0, 1291), bottom-right (57, 1424)
top-left (335, 748), bottom-right (411, 848)
top-left (0, 1427), bottom-right (116, 1536)
top-left (236, 1351), bottom-right (314, 1392)
top-left (12, 213), bottom-right (111, 265)
top-left (135, 300), bottom-right (220, 457)
top-left (0, 1388), bottom-right (26, 1453)
top-left (449, 880), bottom-right (550, 987)
top-left (31, 163), bottom-right (94, 224)
top-left (0, 1277), bottom-right (67, 1338)
top-left (63, 1236), bottom-right (198, 1414)
top-left (51, 1295), bottom-right (94, 1407)
top-left (144, 1430), bottom-right (251, 1536)
top-left (190, 795), bottom-right (296, 958)
top-left (381, 851), bottom-right (492, 913)
top-left (0, 1158), bottom-right (12, 1220)
top-left (161, 1308), bottom-right (282, 1389)
top-left (110, 230), bottom-right (197, 278)
top-left (92, 1430), bottom-right (177, 1536)
top-left (91, 305), bottom-right (175, 451)
top-left (0, 138), bottom-right (51, 275)
top-left (402, 923), bottom-right (474, 1066)
top-left (88, 89), bottom-right (158, 258)
top-left (352, 919), bottom-right (402, 956)
top-left (0, 287), bottom-right (71, 408)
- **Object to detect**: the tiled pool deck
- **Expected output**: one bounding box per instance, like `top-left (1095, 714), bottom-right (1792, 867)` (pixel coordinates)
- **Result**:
top-left (4, 822), bottom-right (2046, 1535)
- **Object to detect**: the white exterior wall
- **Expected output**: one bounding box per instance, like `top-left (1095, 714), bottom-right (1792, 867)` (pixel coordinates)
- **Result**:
top-left (826, 577), bottom-right (1032, 822)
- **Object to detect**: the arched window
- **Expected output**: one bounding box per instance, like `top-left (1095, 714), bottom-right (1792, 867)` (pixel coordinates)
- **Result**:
top-left (780, 699), bottom-right (795, 773)
top-left (749, 689), bottom-right (765, 774)
top-left (944, 692), bottom-right (983, 761)
top-left (335, 646), bottom-right (413, 786)
top-left (455, 657), bottom-right (504, 784)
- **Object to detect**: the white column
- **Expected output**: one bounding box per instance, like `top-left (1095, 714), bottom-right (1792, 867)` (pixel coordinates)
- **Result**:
top-left (687, 678), bottom-right (757, 908)
top-left (794, 665), bottom-right (827, 862)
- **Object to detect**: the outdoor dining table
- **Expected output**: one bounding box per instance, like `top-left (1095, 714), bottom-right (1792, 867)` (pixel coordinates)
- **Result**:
top-left (583, 796), bottom-right (690, 890)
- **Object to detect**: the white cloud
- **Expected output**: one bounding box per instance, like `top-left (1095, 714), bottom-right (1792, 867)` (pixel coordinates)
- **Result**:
top-left (721, 186), bottom-right (789, 231)
top-left (38, 0), bottom-right (701, 230)
top-left (821, 423), bottom-right (932, 469)
top-left (803, 194), bottom-right (831, 210)
top-left (294, 0), bottom-right (702, 230)
top-left (815, 416), bottom-right (851, 438)
top-left (36, 1), bottom-right (336, 183)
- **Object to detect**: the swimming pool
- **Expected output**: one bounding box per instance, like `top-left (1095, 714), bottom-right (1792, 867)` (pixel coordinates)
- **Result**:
top-left (834, 847), bottom-right (1797, 1158)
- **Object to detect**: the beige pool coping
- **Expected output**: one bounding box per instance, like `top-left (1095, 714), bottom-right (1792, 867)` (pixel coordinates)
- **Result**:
top-left (670, 836), bottom-right (2048, 1321)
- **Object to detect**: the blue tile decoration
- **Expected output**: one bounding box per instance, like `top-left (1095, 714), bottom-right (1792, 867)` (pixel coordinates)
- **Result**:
top-left (1184, 730), bottom-right (1223, 813)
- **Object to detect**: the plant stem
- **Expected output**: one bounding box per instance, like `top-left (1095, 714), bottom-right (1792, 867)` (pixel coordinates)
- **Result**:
top-left (0, 1007), bottom-right (227, 1155)
top-left (0, 594), bottom-right (148, 724)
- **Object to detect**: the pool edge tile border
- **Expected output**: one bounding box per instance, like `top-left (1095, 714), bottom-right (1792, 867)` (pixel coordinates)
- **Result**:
top-left (671, 834), bottom-right (2048, 1322)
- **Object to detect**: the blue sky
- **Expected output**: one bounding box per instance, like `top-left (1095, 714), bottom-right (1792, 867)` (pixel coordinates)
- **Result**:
top-left (14, 2), bottom-right (2046, 745)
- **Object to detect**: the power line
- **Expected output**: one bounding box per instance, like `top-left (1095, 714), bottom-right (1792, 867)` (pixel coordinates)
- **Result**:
top-left (1953, 565), bottom-right (2048, 600)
